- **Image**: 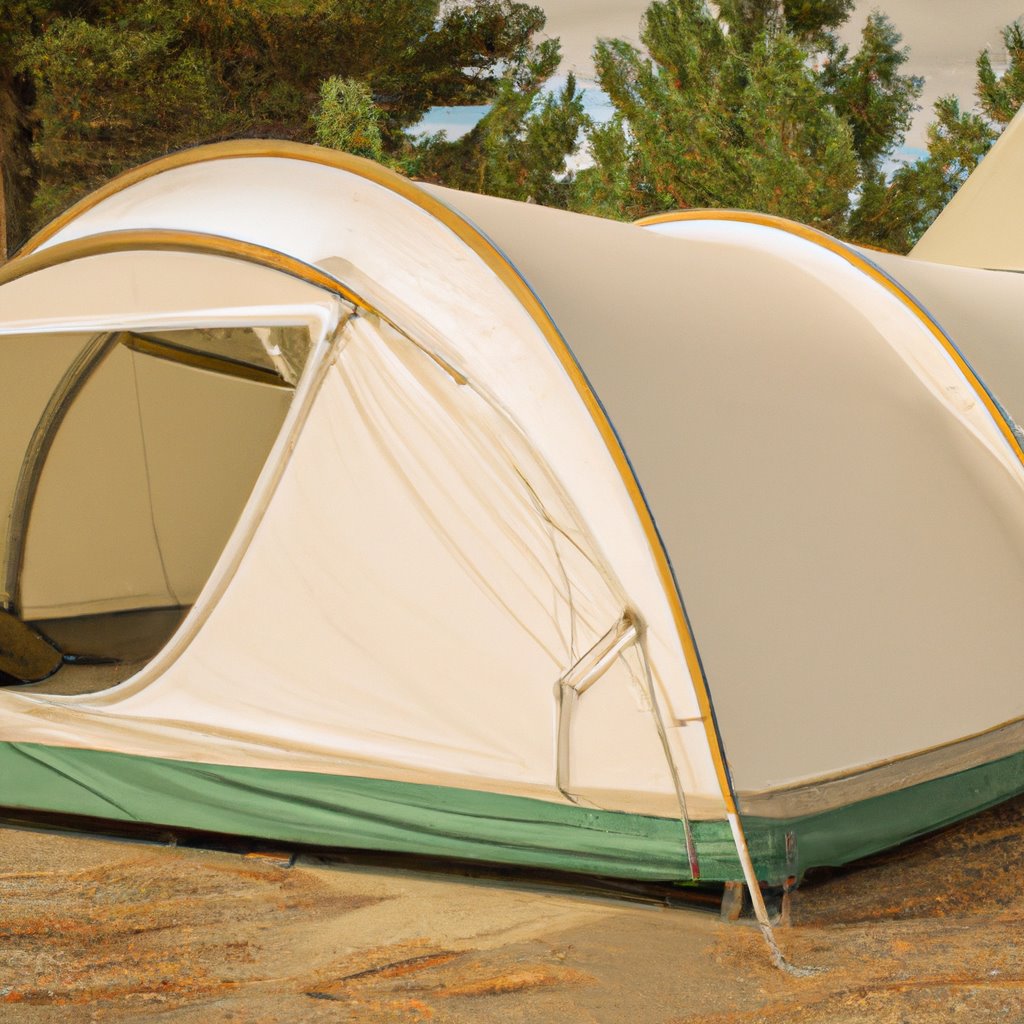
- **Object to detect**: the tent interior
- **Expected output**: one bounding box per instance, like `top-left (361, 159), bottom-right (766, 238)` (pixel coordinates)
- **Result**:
top-left (0, 323), bottom-right (310, 692)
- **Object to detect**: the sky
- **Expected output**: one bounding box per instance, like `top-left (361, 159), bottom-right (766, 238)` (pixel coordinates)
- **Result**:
top-left (419, 1), bottom-right (1024, 158)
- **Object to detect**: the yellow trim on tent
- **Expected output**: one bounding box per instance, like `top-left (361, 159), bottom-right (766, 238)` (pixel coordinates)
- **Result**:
top-left (636, 209), bottom-right (1024, 471)
top-left (0, 228), bottom-right (377, 316)
top-left (8, 141), bottom-right (739, 816)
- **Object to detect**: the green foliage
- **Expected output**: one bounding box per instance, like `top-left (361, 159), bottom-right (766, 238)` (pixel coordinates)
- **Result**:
top-left (313, 77), bottom-right (384, 163)
top-left (3, 0), bottom-right (554, 249)
top-left (0, 0), bottom-right (86, 254)
top-left (781, 0), bottom-right (855, 44)
top-left (977, 20), bottom-right (1024, 125)
top-left (715, 0), bottom-right (855, 49)
top-left (573, 0), bottom-right (1024, 252)
top-left (570, 115), bottom-right (634, 221)
top-left (573, 0), bottom-right (862, 231)
top-left (8, 0), bottom-right (1023, 259)
top-left (819, 12), bottom-right (922, 170)
top-left (21, 14), bottom-right (221, 225)
top-left (851, 97), bottom-right (994, 251)
top-left (853, 19), bottom-right (1024, 251)
top-left (413, 39), bottom-right (586, 207)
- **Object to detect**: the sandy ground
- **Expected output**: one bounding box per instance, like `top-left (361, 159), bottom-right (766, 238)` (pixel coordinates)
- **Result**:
top-left (3, 794), bottom-right (1024, 1023)
top-left (539, 1), bottom-right (1024, 149)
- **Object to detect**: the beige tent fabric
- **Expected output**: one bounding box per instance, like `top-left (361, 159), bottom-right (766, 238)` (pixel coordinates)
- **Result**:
top-left (6, 154), bottom-right (724, 815)
top-left (911, 105), bottom-right (1024, 271)
top-left (0, 310), bottom-right (685, 816)
top-left (862, 248), bottom-right (1024, 431)
top-left (431, 196), bottom-right (1024, 793)
top-left (130, 351), bottom-right (293, 605)
top-left (19, 345), bottom-right (293, 618)
top-left (0, 332), bottom-right (95, 608)
top-left (20, 343), bottom-right (178, 618)
top-left (0, 251), bottom-right (339, 334)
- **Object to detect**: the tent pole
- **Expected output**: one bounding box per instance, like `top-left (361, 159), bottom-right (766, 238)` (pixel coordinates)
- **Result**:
top-left (3, 331), bottom-right (118, 612)
top-left (637, 631), bottom-right (700, 879)
top-left (727, 813), bottom-right (813, 976)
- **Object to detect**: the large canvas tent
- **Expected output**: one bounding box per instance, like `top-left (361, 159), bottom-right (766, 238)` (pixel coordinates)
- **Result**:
top-left (3, 142), bottom-right (1024, 919)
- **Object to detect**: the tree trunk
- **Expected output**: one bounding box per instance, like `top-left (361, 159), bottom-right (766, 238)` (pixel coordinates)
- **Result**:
top-left (0, 73), bottom-right (35, 262)
top-left (0, 81), bottom-right (11, 263)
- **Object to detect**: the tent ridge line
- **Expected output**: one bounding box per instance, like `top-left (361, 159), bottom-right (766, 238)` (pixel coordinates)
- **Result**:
top-left (14, 140), bottom-right (437, 260)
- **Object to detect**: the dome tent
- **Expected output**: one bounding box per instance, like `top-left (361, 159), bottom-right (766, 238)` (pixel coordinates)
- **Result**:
top-left (0, 142), bottom-right (749, 891)
top-left (3, 142), bottom-right (1024, 947)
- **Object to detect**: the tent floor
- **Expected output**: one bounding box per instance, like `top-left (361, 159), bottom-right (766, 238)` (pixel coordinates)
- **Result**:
top-left (3, 606), bottom-right (188, 694)
top-left (30, 606), bottom-right (187, 662)
top-left (15, 658), bottom-right (148, 695)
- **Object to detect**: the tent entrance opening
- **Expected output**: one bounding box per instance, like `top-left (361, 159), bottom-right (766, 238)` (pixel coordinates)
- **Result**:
top-left (0, 324), bottom-right (311, 693)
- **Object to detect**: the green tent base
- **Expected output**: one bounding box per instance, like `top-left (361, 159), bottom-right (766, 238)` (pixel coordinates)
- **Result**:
top-left (3, 741), bottom-right (1024, 884)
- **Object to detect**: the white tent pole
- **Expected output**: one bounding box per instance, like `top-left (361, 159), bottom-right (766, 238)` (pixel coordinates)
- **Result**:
top-left (637, 631), bottom-right (700, 879)
top-left (727, 813), bottom-right (815, 976)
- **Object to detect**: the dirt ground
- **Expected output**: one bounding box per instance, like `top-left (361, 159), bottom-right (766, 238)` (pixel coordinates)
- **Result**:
top-left (3, 797), bottom-right (1024, 1023)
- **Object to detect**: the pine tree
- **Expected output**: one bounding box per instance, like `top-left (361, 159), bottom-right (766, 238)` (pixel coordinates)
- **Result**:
top-left (854, 19), bottom-right (1024, 251)
top-left (313, 78), bottom-right (385, 163)
top-left (0, 1), bottom-right (83, 258)
top-left (412, 38), bottom-right (586, 207)
top-left (978, 20), bottom-right (1024, 126)
top-left (572, 0), bottom-right (920, 240)
top-left (5, 0), bottom-right (552, 251)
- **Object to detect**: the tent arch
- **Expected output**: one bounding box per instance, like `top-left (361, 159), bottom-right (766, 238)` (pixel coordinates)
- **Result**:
top-left (12, 141), bottom-right (740, 818)
top-left (0, 234), bottom-right (360, 626)
top-left (627, 204), bottom-right (1024, 797)
top-left (2, 228), bottom-right (360, 306)
top-left (0, 242), bottom-right (349, 676)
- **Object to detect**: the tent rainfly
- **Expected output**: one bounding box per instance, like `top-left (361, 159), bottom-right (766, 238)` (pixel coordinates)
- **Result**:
top-left (3, 141), bottom-right (1024, 957)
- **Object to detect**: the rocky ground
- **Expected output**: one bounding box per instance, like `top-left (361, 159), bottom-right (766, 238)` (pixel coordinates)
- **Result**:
top-left (3, 796), bottom-right (1024, 1023)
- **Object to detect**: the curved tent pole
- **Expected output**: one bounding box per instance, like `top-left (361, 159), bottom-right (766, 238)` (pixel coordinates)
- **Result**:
top-left (7, 141), bottom-right (747, 881)
top-left (2, 332), bottom-right (121, 614)
top-left (0, 229), bottom-right (376, 315)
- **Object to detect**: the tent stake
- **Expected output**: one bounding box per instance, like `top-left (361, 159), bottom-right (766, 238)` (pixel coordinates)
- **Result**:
top-left (727, 813), bottom-right (817, 976)
top-left (720, 880), bottom-right (745, 922)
